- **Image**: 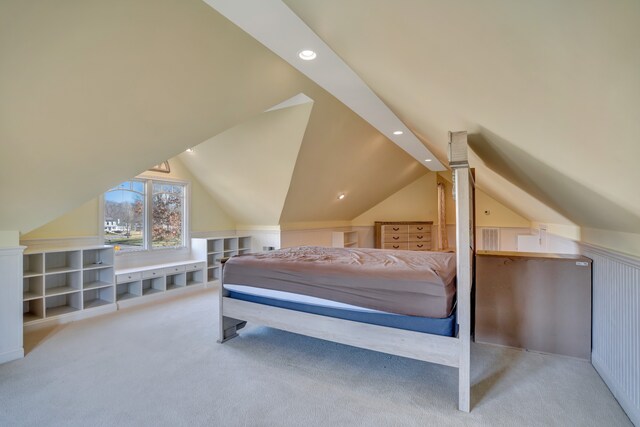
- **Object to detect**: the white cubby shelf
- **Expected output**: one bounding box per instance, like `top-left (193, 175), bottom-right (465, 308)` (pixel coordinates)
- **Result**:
top-left (114, 261), bottom-right (206, 308)
top-left (21, 236), bottom-right (252, 329)
top-left (332, 231), bottom-right (359, 248)
top-left (22, 246), bottom-right (116, 327)
top-left (192, 235), bottom-right (253, 285)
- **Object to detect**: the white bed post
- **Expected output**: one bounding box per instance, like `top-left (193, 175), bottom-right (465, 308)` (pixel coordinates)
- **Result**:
top-left (450, 131), bottom-right (472, 412)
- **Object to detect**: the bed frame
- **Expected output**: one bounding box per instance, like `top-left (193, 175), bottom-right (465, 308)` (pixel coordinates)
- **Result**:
top-left (217, 132), bottom-right (476, 412)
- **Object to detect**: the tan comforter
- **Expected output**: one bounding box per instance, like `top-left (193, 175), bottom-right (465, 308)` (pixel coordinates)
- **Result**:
top-left (222, 246), bottom-right (456, 318)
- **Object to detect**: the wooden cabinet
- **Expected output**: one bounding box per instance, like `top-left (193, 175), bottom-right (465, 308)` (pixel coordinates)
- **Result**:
top-left (374, 221), bottom-right (433, 250)
top-left (475, 251), bottom-right (592, 359)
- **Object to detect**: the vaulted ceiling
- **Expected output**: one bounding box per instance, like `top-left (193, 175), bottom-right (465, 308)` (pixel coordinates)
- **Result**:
top-left (1, 0), bottom-right (638, 255)
top-left (284, 0), bottom-right (640, 236)
top-left (0, 0), bottom-right (422, 234)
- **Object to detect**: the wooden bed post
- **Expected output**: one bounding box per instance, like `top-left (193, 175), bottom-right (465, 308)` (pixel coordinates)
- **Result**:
top-left (450, 131), bottom-right (472, 412)
top-left (218, 258), bottom-right (246, 343)
top-left (218, 130), bottom-right (475, 411)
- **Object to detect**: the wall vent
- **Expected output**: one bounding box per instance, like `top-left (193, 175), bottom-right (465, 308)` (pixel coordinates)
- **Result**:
top-left (482, 228), bottom-right (500, 251)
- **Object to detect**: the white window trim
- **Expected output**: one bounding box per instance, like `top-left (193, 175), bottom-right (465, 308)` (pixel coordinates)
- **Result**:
top-left (99, 174), bottom-right (191, 255)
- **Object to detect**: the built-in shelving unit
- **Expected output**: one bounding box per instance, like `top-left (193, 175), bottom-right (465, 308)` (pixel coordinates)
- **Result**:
top-left (192, 235), bottom-right (253, 283)
top-left (114, 261), bottom-right (206, 308)
top-left (22, 246), bottom-right (116, 327)
top-left (332, 231), bottom-right (359, 248)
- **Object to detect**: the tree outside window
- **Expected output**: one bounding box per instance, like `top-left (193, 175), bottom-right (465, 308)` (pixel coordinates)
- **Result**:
top-left (104, 181), bottom-right (145, 250)
top-left (104, 179), bottom-right (187, 252)
top-left (152, 183), bottom-right (184, 248)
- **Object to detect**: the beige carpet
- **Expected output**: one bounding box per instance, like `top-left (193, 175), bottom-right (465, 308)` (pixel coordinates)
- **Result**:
top-left (0, 289), bottom-right (631, 426)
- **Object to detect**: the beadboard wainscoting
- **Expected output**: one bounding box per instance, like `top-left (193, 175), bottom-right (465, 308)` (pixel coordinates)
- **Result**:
top-left (582, 243), bottom-right (639, 426)
top-left (0, 246), bottom-right (26, 364)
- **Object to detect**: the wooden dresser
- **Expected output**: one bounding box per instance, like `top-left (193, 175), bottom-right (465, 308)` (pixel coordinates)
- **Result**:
top-left (374, 221), bottom-right (433, 251)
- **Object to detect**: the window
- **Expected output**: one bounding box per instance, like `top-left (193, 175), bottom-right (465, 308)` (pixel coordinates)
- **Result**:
top-left (152, 182), bottom-right (184, 248)
top-left (104, 180), bottom-right (145, 250)
top-left (103, 178), bottom-right (187, 252)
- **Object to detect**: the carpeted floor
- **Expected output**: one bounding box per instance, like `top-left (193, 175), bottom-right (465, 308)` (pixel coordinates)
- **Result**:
top-left (0, 289), bottom-right (631, 426)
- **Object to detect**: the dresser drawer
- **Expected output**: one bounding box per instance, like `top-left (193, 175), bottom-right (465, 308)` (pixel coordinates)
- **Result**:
top-left (185, 262), bottom-right (206, 271)
top-left (409, 224), bottom-right (429, 233)
top-left (116, 272), bottom-right (142, 283)
top-left (382, 233), bottom-right (408, 243)
top-left (408, 232), bottom-right (430, 242)
top-left (142, 269), bottom-right (163, 279)
top-left (164, 265), bottom-right (186, 275)
top-left (382, 224), bottom-right (408, 234)
top-left (409, 241), bottom-right (430, 251)
top-left (383, 242), bottom-right (409, 250)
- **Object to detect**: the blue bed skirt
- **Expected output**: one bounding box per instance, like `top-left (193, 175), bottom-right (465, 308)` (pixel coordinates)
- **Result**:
top-left (226, 289), bottom-right (457, 337)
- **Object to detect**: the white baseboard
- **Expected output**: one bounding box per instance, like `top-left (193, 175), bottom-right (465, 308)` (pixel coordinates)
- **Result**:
top-left (116, 284), bottom-right (209, 310)
top-left (0, 348), bottom-right (24, 364)
top-left (593, 355), bottom-right (639, 426)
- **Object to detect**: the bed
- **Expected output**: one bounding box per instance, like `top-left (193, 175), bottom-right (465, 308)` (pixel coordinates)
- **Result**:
top-left (217, 131), bottom-right (475, 411)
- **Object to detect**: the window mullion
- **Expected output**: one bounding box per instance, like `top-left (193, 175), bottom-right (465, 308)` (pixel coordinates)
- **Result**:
top-left (146, 179), bottom-right (152, 251)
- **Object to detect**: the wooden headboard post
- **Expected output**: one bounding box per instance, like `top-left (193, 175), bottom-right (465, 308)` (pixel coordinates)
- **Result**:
top-left (449, 130), bottom-right (474, 412)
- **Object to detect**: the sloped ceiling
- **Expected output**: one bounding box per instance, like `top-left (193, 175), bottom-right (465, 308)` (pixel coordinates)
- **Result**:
top-left (179, 89), bottom-right (427, 228)
top-left (179, 101), bottom-right (313, 227)
top-left (279, 88), bottom-right (426, 225)
top-left (0, 0), bottom-right (424, 234)
top-left (284, 0), bottom-right (640, 234)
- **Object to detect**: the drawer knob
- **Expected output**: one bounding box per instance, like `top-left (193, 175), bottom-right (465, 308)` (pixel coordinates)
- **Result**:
top-left (393, 236), bottom-right (399, 240)
top-left (417, 235), bottom-right (423, 239)
top-left (393, 245), bottom-right (399, 249)
top-left (417, 227), bottom-right (423, 230)
top-left (417, 244), bottom-right (423, 248)
top-left (393, 227), bottom-right (399, 231)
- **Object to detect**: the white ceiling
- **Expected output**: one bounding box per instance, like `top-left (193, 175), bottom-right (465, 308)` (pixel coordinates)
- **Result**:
top-left (281, 0), bottom-right (640, 237)
top-left (204, 0), bottom-right (446, 171)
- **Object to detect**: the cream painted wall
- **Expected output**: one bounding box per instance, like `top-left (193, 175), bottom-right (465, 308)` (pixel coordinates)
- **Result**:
top-left (4, 0), bottom-right (414, 236)
top-left (352, 173), bottom-right (436, 225)
top-left (582, 228), bottom-right (640, 258)
top-left (280, 88), bottom-right (426, 224)
top-left (476, 190), bottom-right (530, 228)
top-left (179, 103), bottom-right (312, 228)
top-left (0, 231), bottom-right (19, 247)
top-left (21, 199), bottom-right (100, 239)
top-left (21, 156), bottom-right (234, 241)
top-left (531, 222), bottom-right (581, 241)
top-left (142, 157), bottom-right (235, 233)
top-left (353, 171), bottom-right (529, 228)
top-left (286, 0), bottom-right (638, 256)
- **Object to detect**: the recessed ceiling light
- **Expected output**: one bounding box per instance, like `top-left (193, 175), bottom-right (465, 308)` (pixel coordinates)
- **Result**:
top-left (337, 193), bottom-right (345, 200)
top-left (186, 148), bottom-right (194, 153)
top-left (424, 158), bottom-right (432, 162)
top-left (298, 49), bottom-right (317, 61)
top-left (393, 130), bottom-right (404, 135)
